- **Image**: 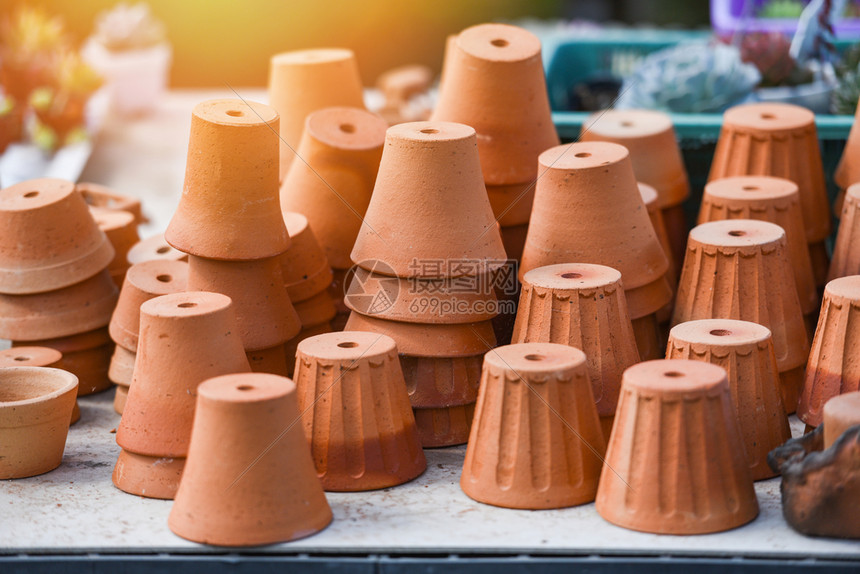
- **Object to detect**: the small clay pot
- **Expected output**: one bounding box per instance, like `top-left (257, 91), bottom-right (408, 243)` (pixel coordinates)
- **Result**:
top-left (281, 212), bottom-right (334, 303)
top-left (823, 391), bottom-right (860, 449)
top-left (0, 347), bottom-right (78, 424)
top-left (351, 121), bottom-right (507, 278)
top-left (109, 259), bottom-right (189, 351)
top-left (108, 344), bottom-right (135, 386)
top-left (168, 373), bottom-right (333, 546)
top-left (76, 182), bottom-right (145, 225)
top-left (269, 49), bottom-right (366, 179)
top-left (247, 345), bottom-right (290, 377)
top-left (595, 360), bottom-right (759, 534)
top-left (798, 276), bottom-right (860, 428)
top-left (640, 182), bottom-right (676, 289)
top-left (400, 353), bottom-right (483, 409)
top-left (0, 269), bottom-right (118, 341)
top-left (0, 178), bottom-right (114, 294)
top-left (377, 64), bottom-right (433, 109)
top-left (294, 331), bottom-right (426, 491)
top-left (828, 183), bottom-right (860, 281)
top-left (834, 101), bottom-right (860, 193)
top-left (90, 207), bottom-right (140, 286)
top-left (0, 366), bottom-right (78, 479)
top-left (284, 322), bottom-right (332, 376)
top-left (667, 319), bottom-right (791, 480)
top-left (126, 233), bottom-right (187, 266)
top-left (165, 99), bottom-right (290, 261)
top-left (412, 402), bottom-right (476, 448)
top-left (462, 343), bottom-right (605, 509)
top-left (113, 384), bottom-right (129, 415)
top-left (186, 255), bottom-right (301, 351)
top-left (344, 312), bottom-right (496, 356)
top-left (280, 108), bottom-right (387, 269)
top-left (293, 290), bottom-right (337, 330)
top-left (112, 450), bottom-right (185, 500)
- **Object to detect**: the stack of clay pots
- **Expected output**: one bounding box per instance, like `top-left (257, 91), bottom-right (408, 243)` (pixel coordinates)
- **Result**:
top-left (345, 121), bottom-right (507, 447)
top-left (90, 207), bottom-right (140, 288)
top-left (280, 106), bottom-right (387, 330)
top-left (164, 99), bottom-right (301, 377)
top-left (76, 182), bottom-right (145, 226)
top-left (127, 233), bottom-right (187, 266)
top-left (0, 178), bottom-right (118, 396)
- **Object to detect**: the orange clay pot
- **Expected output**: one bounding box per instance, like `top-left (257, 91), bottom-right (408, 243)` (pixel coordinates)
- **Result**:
top-left (673, 219), bottom-right (810, 411)
top-left (595, 359), bottom-right (759, 534)
top-left (0, 269), bottom-right (118, 341)
top-left (90, 207), bottom-right (139, 286)
top-left (829, 183), bottom-right (860, 281)
top-left (113, 384), bottom-right (129, 415)
top-left (0, 178), bottom-right (114, 294)
top-left (699, 176), bottom-right (817, 316)
top-left (0, 347), bottom-right (78, 425)
top-left (76, 182), bottom-right (145, 225)
top-left (186, 255), bottom-right (301, 351)
top-left (486, 182), bottom-right (534, 227)
top-left (798, 276), bottom-right (860, 427)
top-left (412, 403), bottom-right (476, 448)
top-left (112, 450), bottom-right (185, 499)
top-left (432, 23), bottom-right (559, 187)
top-left (165, 99), bottom-right (290, 260)
top-left (580, 109), bottom-right (690, 267)
top-left (269, 49), bottom-right (366, 179)
top-left (823, 391), bottom-right (860, 449)
top-left (247, 345), bottom-right (290, 377)
top-left (294, 331), bottom-right (425, 491)
top-left (108, 345), bottom-right (135, 414)
top-left (280, 108), bottom-right (386, 270)
top-left (351, 121), bottom-right (507, 278)
top-left (126, 233), bottom-right (187, 266)
top-left (293, 290), bottom-right (337, 329)
top-left (400, 353), bottom-right (483, 409)
top-left (512, 263), bottom-right (639, 438)
top-left (109, 259), bottom-right (189, 351)
top-left (640, 183), bottom-right (676, 326)
top-left (833, 101), bottom-right (860, 193)
top-left (281, 212), bottom-right (334, 303)
top-left (500, 223), bottom-right (529, 264)
top-left (284, 322), bottom-right (332, 376)
top-left (462, 343), bottom-right (605, 509)
top-left (0, 366), bottom-right (78, 479)
top-left (168, 373), bottom-right (333, 546)
top-left (667, 319), bottom-right (790, 480)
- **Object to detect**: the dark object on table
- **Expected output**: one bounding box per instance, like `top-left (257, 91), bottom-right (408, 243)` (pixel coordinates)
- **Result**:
top-left (568, 76), bottom-right (622, 112)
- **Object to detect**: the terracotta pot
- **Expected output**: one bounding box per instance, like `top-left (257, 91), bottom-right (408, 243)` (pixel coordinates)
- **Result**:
top-left (580, 109), bottom-right (690, 267)
top-left (344, 312), bottom-right (495, 356)
top-left (499, 222), bottom-right (529, 264)
top-left (108, 344), bottom-right (135, 386)
top-left (109, 259), bottom-right (189, 351)
top-left (0, 269), bottom-right (118, 341)
top-left (462, 343), bottom-right (605, 509)
top-left (834, 100), bottom-right (860, 193)
top-left (377, 64), bottom-right (433, 109)
top-left (667, 319), bottom-right (790, 480)
top-left (0, 347), bottom-right (78, 424)
top-left (269, 49), bottom-right (366, 179)
top-left (294, 331), bottom-right (425, 491)
top-left (114, 384), bottom-right (129, 415)
top-left (412, 402), bottom-right (476, 448)
top-left (293, 290), bottom-right (337, 329)
top-left (186, 255), bottom-right (301, 351)
top-left (76, 182), bottom-right (145, 225)
top-left (329, 267), bottom-right (350, 316)
top-left (284, 322), bottom-right (332, 376)
top-left (829, 183), bottom-right (860, 281)
top-left (281, 212), bottom-right (334, 303)
top-left (247, 345), bottom-right (290, 377)
top-left (823, 391), bottom-right (860, 449)
top-left (640, 183), bottom-right (676, 326)
top-left (512, 263), bottom-right (639, 432)
top-left (432, 23), bottom-right (558, 187)
top-left (520, 142), bottom-right (672, 321)
top-left (126, 233), bottom-right (187, 266)
top-left (90, 207), bottom-right (140, 286)
top-left (595, 359), bottom-right (759, 534)
top-left (400, 353), bottom-right (484, 409)
top-left (168, 373), bottom-right (333, 546)
top-left (0, 178), bottom-right (114, 294)
top-left (165, 99), bottom-right (290, 261)
top-left (673, 219), bottom-right (810, 410)
top-left (280, 107), bottom-right (386, 269)
top-left (0, 366), bottom-right (79, 479)
top-left (798, 276), bottom-right (860, 428)
top-left (699, 176), bottom-right (817, 316)
top-left (351, 121), bottom-right (507, 278)
top-left (486, 182), bottom-right (534, 227)
top-left (112, 450), bottom-right (185, 500)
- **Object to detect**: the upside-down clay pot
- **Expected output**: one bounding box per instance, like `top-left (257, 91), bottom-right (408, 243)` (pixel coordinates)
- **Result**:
top-left (0, 178), bottom-right (114, 294)
top-left (673, 219), bottom-right (810, 412)
top-left (823, 391), bottom-right (860, 449)
top-left (399, 354), bottom-right (484, 408)
top-left (246, 345), bottom-right (290, 377)
top-left (667, 319), bottom-right (790, 480)
top-left (829, 184), bottom-right (860, 281)
top-left (284, 322), bottom-right (332, 376)
top-left (486, 182), bottom-right (534, 227)
top-left (834, 101), bottom-right (860, 198)
top-left (351, 121), bottom-right (507, 278)
top-left (0, 366), bottom-right (78, 479)
top-left (512, 263), bottom-right (640, 438)
top-left (269, 49), bottom-right (366, 179)
top-left (595, 360), bottom-right (759, 534)
top-left (0, 347), bottom-right (78, 424)
top-left (165, 99), bottom-right (290, 261)
top-left (126, 233), bottom-right (187, 266)
top-left (16, 327), bottom-right (114, 396)
top-left (281, 212), bottom-right (334, 303)
top-left (108, 345), bottom-right (135, 414)
top-left (462, 343), bottom-right (606, 509)
top-left (708, 103), bottom-right (831, 287)
top-left (168, 373), bottom-right (333, 546)
top-left (412, 403), bottom-right (476, 448)
top-left (114, 291), bottom-right (251, 499)
top-left (640, 183), bottom-right (676, 326)
top-left (280, 108), bottom-right (387, 270)
top-left (798, 276), bottom-right (860, 428)
top-left (90, 207), bottom-right (140, 286)
top-left (294, 331), bottom-right (425, 490)
top-left (186, 255), bottom-right (301, 352)
top-left (580, 109), bottom-right (690, 268)
top-left (76, 182), bottom-right (145, 225)
top-left (293, 291), bottom-right (337, 330)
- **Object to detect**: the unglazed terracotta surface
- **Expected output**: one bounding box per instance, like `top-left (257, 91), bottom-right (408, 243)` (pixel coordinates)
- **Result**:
top-left (90, 207), bottom-right (140, 286)
top-left (828, 183), bottom-right (860, 281)
top-left (126, 233), bottom-right (187, 266)
top-left (76, 182), bottom-right (145, 225)
top-left (281, 211), bottom-right (334, 303)
top-left (823, 391), bottom-right (860, 449)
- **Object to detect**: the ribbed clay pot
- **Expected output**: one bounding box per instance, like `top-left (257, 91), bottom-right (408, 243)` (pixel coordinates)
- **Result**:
top-left (246, 345), bottom-right (290, 377)
top-left (281, 212), bottom-right (334, 303)
top-left (76, 182), bottom-right (144, 225)
top-left (462, 343), bottom-right (606, 509)
top-left (90, 207), bottom-right (139, 287)
top-left (280, 108), bottom-right (386, 270)
top-left (580, 109), bottom-right (690, 268)
top-left (294, 331), bottom-right (425, 491)
top-left (0, 366), bottom-right (78, 479)
top-left (114, 291), bottom-right (251, 499)
top-left (708, 103), bottom-right (831, 287)
top-left (16, 327), bottom-right (114, 396)
top-left (269, 49), bottom-right (365, 179)
top-left (412, 403), bottom-right (476, 448)
top-left (512, 263), bottom-right (640, 439)
top-left (667, 319), bottom-right (790, 480)
top-left (108, 345), bottom-right (135, 414)
top-left (673, 219), bottom-right (810, 412)
top-left (351, 121), bottom-right (507, 278)
top-left (399, 353), bottom-right (484, 408)
top-left (0, 347), bottom-right (78, 424)
top-left (798, 276), bottom-right (860, 428)
top-left (0, 178), bottom-right (114, 294)
top-left (168, 373), bottom-right (333, 546)
top-left (595, 359), bottom-right (759, 534)
top-left (126, 233), bottom-right (187, 266)
top-left (828, 183), bottom-right (860, 281)
top-left (165, 99), bottom-right (290, 261)
top-left (186, 255), bottom-right (301, 352)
